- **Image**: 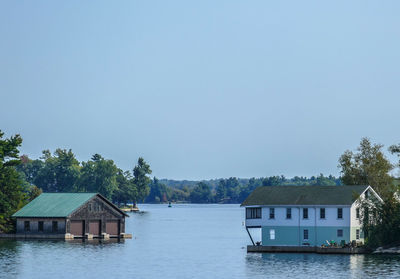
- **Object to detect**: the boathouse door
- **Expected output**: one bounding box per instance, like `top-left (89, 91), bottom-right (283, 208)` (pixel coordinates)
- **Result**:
top-left (89, 220), bottom-right (101, 236)
top-left (70, 220), bottom-right (84, 236)
top-left (105, 220), bottom-right (119, 236)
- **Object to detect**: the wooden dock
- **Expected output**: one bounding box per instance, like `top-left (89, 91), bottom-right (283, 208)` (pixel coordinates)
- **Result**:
top-left (247, 245), bottom-right (369, 254)
top-left (0, 233), bottom-right (132, 240)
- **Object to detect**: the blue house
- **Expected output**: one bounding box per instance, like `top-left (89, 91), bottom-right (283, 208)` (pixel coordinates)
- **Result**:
top-left (241, 185), bottom-right (381, 247)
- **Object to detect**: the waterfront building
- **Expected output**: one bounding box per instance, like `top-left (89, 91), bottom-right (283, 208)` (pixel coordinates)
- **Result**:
top-left (12, 193), bottom-right (129, 239)
top-left (241, 185), bottom-right (381, 247)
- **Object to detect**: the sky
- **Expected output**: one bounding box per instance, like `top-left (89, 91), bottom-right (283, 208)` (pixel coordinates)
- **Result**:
top-left (1, 1), bottom-right (399, 180)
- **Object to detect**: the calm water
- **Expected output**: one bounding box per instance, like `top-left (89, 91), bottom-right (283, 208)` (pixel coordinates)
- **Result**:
top-left (1, 204), bottom-right (400, 279)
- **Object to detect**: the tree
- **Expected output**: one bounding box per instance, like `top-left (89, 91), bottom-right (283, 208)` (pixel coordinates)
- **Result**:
top-left (132, 157), bottom-right (152, 203)
top-left (190, 182), bottom-right (212, 203)
top-left (0, 131), bottom-right (26, 233)
top-left (358, 195), bottom-right (400, 248)
top-left (146, 177), bottom-right (169, 203)
top-left (239, 177), bottom-right (262, 202)
top-left (113, 169), bottom-right (137, 205)
top-left (78, 154), bottom-right (118, 199)
top-left (16, 155), bottom-right (44, 184)
top-left (34, 149), bottom-right (80, 192)
top-left (262, 175), bottom-right (286, 186)
top-left (216, 177), bottom-right (241, 203)
top-left (389, 144), bottom-right (400, 171)
top-left (339, 138), bottom-right (394, 198)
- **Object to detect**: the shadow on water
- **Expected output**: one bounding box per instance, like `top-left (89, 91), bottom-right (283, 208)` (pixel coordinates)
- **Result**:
top-left (0, 240), bottom-right (21, 278)
top-left (360, 254), bottom-right (400, 278)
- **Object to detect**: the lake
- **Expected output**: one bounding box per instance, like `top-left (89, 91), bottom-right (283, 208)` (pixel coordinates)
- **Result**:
top-left (1, 204), bottom-right (400, 279)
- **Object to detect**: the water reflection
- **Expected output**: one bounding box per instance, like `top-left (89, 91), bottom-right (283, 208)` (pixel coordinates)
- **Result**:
top-left (1, 205), bottom-right (400, 279)
top-left (245, 252), bottom-right (400, 279)
top-left (0, 240), bottom-right (21, 278)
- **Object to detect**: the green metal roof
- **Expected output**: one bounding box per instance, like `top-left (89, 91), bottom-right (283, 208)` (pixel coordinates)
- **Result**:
top-left (241, 185), bottom-right (369, 206)
top-left (12, 193), bottom-right (97, 217)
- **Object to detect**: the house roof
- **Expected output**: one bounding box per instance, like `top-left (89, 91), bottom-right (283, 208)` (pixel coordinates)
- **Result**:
top-left (241, 185), bottom-right (369, 206)
top-left (12, 193), bottom-right (128, 218)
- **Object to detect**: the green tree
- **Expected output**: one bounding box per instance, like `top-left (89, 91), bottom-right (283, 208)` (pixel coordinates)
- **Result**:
top-left (132, 157), bottom-right (152, 203)
top-left (389, 144), bottom-right (400, 172)
top-left (239, 177), bottom-right (262, 202)
top-left (190, 182), bottom-right (212, 203)
top-left (359, 195), bottom-right (400, 248)
top-left (112, 169), bottom-right (137, 205)
top-left (34, 149), bottom-right (80, 192)
top-left (146, 177), bottom-right (169, 203)
top-left (0, 131), bottom-right (26, 232)
top-left (78, 154), bottom-right (118, 199)
top-left (16, 155), bottom-right (44, 184)
top-left (28, 186), bottom-right (42, 201)
top-left (216, 177), bottom-right (241, 203)
top-left (262, 175), bottom-right (286, 186)
top-left (339, 138), bottom-right (394, 198)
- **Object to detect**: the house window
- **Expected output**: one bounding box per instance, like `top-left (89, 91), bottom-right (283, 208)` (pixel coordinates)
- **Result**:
top-left (320, 208), bottom-right (325, 219)
top-left (337, 229), bottom-right (343, 237)
top-left (356, 208), bottom-right (360, 219)
top-left (337, 208), bottom-right (343, 219)
top-left (303, 229), bottom-right (309, 240)
top-left (286, 208), bottom-right (292, 219)
top-left (246, 208), bottom-right (261, 219)
top-left (38, 221), bottom-right (44, 232)
top-left (303, 208), bottom-right (308, 219)
top-left (269, 208), bottom-right (275, 219)
top-left (52, 221), bottom-right (58, 233)
top-left (365, 190), bottom-right (369, 199)
top-left (356, 229), bottom-right (360, 240)
top-left (270, 229), bottom-right (275, 240)
top-left (24, 221), bottom-right (30, 232)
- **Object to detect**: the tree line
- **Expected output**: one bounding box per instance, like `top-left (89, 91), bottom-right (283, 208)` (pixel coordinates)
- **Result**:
top-left (0, 130), bottom-right (152, 232)
top-left (1, 129), bottom-right (400, 246)
top-left (16, 150), bottom-right (152, 204)
top-left (146, 174), bottom-right (341, 204)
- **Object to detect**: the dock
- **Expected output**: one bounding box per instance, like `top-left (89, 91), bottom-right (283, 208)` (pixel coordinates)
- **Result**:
top-left (247, 245), bottom-right (370, 254)
top-left (0, 233), bottom-right (132, 240)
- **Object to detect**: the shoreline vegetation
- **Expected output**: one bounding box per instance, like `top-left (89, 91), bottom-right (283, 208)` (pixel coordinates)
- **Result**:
top-left (1, 130), bottom-right (400, 249)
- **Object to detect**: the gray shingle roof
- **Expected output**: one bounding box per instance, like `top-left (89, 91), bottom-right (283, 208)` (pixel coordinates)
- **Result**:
top-left (241, 185), bottom-right (369, 206)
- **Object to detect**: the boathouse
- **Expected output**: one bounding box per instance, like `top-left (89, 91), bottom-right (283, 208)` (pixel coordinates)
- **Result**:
top-left (12, 193), bottom-right (129, 239)
top-left (241, 185), bottom-right (382, 247)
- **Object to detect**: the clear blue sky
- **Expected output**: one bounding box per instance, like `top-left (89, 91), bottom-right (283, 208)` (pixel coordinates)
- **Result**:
top-left (1, 1), bottom-right (399, 180)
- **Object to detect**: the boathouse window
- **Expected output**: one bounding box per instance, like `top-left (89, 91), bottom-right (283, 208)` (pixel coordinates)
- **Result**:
top-left (286, 208), bottom-right (292, 219)
top-left (337, 208), bottom-right (343, 219)
top-left (246, 208), bottom-right (261, 219)
top-left (269, 208), bottom-right (275, 219)
top-left (38, 221), bottom-right (44, 232)
top-left (303, 208), bottom-right (308, 219)
top-left (52, 221), bottom-right (58, 233)
top-left (356, 229), bottom-right (360, 240)
top-left (303, 229), bottom-right (309, 240)
top-left (337, 229), bottom-right (343, 237)
top-left (356, 208), bottom-right (360, 219)
top-left (24, 221), bottom-right (30, 232)
top-left (269, 229), bottom-right (275, 240)
top-left (320, 208), bottom-right (325, 219)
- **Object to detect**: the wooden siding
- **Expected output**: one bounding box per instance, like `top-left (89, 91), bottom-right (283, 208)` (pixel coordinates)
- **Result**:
top-left (67, 196), bottom-right (125, 235)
